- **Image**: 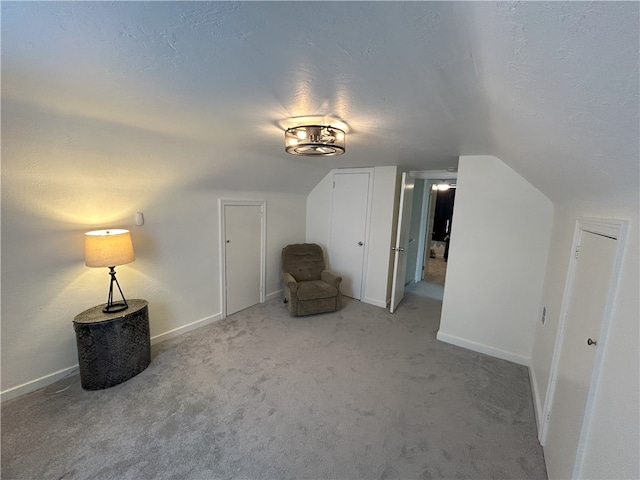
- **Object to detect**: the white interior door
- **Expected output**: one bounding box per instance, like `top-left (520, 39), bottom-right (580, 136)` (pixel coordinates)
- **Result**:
top-left (329, 172), bottom-right (371, 299)
top-left (544, 231), bottom-right (617, 479)
top-left (224, 204), bottom-right (263, 316)
top-left (390, 172), bottom-right (415, 313)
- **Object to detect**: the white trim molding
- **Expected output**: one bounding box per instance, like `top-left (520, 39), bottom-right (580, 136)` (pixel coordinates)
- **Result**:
top-left (1, 365), bottom-right (79, 403)
top-left (362, 296), bottom-right (388, 309)
top-left (150, 313), bottom-right (223, 345)
top-left (265, 290), bottom-right (283, 302)
top-left (410, 169), bottom-right (458, 180)
top-left (529, 365), bottom-right (544, 431)
top-left (1, 311), bottom-right (225, 403)
top-left (436, 331), bottom-right (530, 366)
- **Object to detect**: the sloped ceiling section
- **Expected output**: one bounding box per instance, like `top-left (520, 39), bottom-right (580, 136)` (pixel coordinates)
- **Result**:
top-left (2, 2), bottom-right (638, 202)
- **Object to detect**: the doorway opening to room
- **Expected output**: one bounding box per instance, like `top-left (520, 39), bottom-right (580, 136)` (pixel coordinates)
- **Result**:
top-left (405, 174), bottom-right (457, 303)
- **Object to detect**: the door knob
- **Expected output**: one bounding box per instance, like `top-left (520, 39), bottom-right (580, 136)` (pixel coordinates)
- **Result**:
top-left (357, 241), bottom-right (364, 246)
top-left (587, 338), bottom-right (597, 346)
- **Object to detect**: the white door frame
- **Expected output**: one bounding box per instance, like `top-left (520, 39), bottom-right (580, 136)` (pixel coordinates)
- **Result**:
top-left (327, 168), bottom-right (374, 300)
top-left (219, 199), bottom-right (266, 318)
top-left (539, 217), bottom-right (628, 476)
top-left (414, 180), bottom-right (431, 283)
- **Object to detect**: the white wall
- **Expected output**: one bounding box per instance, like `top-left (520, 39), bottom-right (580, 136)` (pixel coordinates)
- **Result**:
top-left (437, 155), bottom-right (554, 365)
top-left (1, 74), bottom-right (311, 401)
top-left (530, 202), bottom-right (639, 479)
top-left (306, 167), bottom-right (398, 308)
top-left (1, 183), bottom-right (306, 401)
top-left (305, 172), bottom-right (334, 252)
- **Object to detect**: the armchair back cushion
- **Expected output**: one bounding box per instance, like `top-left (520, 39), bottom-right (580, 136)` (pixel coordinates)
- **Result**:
top-left (282, 243), bottom-right (325, 282)
top-left (281, 243), bottom-right (342, 316)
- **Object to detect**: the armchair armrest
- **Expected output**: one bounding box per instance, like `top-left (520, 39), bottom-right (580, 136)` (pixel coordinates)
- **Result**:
top-left (282, 272), bottom-right (298, 292)
top-left (321, 270), bottom-right (342, 288)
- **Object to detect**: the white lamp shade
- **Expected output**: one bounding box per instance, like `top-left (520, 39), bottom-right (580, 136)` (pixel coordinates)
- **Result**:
top-left (85, 229), bottom-right (135, 267)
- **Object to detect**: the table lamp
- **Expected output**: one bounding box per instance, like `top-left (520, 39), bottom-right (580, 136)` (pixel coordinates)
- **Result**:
top-left (85, 229), bottom-right (135, 313)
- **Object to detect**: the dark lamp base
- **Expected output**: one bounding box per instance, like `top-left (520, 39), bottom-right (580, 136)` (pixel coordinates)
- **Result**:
top-left (103, 302), bottom-right (128, 314)
top-left (103, 266), bottom-right (129, 314)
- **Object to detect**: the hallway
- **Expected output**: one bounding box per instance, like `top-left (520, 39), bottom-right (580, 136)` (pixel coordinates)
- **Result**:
top-left (407, 256), bottom-right (447, 301)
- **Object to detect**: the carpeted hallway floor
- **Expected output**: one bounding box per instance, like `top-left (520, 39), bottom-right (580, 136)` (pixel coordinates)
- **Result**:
top-left (424, 257), bottom-right (448, 286)
top-left (1, 293), bottom-right (547, 480)
top-left (407, 257), bottom-right (448, 301)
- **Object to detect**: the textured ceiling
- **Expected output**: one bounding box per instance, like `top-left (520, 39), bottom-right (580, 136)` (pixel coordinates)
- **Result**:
top-left (2, 2), bottom-right (638, 202)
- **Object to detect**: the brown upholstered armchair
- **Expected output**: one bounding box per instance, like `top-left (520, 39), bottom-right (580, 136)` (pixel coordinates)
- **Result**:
top-left (282, 243), bottom-right (342, 316)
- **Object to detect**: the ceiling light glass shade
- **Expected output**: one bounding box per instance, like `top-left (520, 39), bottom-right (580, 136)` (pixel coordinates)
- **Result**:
top-left (85, 229), bottom-right (135, 267)
top-left (285, 125), bottom-right (345, 156)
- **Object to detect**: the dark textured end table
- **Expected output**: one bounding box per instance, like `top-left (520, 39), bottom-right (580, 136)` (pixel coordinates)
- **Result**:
top-left (73, 299), bottom-right (150, 390)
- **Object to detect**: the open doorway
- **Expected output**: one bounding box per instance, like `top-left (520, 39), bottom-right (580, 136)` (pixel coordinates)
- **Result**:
top-left (405, 174), bottom-right (457, 302)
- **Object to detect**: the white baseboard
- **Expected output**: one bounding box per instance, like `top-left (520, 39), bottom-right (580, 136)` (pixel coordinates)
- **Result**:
top-left (362, 296), bottom-right (387, 308)
top-left (2, 313), bottom-right (224, 403)
top-left (1, 365), bottom-right (79, 403)
top-left (436, 331), bottom-right (530, 366)
top-left (529, 365), bottom-right (544, 433)
top-left (150, 313), bottom-right (223, 345)
top-left (265, 290), bottom-right (282, 302)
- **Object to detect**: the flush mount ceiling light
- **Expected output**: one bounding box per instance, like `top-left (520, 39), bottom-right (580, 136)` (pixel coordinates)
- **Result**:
top-left (285, 125), bottom-right (345, 156)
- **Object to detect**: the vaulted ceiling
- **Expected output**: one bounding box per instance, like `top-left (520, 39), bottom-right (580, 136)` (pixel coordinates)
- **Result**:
top-left (2, 2), bottom-right (638, 204)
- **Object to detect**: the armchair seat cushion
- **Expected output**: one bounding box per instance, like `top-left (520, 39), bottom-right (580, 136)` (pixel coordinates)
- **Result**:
top-left (297, 280), bottom-right (339, 301)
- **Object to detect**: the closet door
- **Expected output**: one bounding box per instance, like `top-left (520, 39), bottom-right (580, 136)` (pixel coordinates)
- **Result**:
top-left (329, 171), bottom-right (371, 299)
top-left (223, 202), bottom-right (265, 316)
top-left (543, 230), bottom-right (618, 479)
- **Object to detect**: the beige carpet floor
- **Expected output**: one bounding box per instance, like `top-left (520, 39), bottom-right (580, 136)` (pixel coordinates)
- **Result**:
top-left (407, 257), bottom-right (448, 301)
top-left (1, 293), bottom-right (546, 479)
top-left (424, 257), bottom-right (447, 286)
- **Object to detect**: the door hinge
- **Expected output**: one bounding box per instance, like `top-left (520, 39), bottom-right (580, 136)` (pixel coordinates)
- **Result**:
top-left (333, 180), bottom-right (335, 188)
top-left (575, 245), bottom-right (581, 259)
